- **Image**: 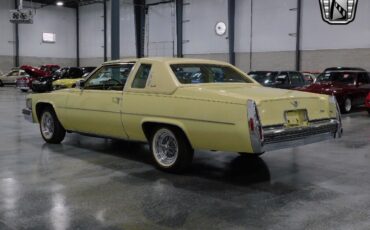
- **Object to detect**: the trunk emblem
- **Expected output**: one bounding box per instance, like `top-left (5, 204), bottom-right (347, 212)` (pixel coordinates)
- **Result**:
top-left (291, 101), bottom-right (299, 108)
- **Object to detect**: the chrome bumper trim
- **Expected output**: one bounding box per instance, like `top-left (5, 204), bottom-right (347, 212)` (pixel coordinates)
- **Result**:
top-left (22, 108), bottom-right (33, 123)
top-left (260, 119), bottom-right (341, 152)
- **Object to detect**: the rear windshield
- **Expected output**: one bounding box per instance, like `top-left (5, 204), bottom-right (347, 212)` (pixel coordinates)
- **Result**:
top-left (170, 64), bottom-right (252, 84)
top-left (248, 72), bottom-right (278, 84)
top-left (316, 72), bottom-right (357, 84)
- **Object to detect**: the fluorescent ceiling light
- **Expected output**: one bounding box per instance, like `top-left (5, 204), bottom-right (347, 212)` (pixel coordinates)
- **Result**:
top-left (56, 1), bottom-right (64, 6)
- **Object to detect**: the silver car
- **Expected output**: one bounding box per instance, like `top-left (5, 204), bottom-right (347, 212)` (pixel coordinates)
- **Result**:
top-left (0, 69), bottom-right (29, 86)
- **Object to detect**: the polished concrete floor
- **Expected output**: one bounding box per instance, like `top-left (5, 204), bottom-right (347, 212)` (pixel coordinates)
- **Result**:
top-left (0, 86), bottom-right (370, 230)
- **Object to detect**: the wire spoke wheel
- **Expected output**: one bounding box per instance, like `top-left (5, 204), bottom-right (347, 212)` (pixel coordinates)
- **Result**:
top-left (152, 129), bottom-right (179, 167)
top-left (41, 111), bottom-right (55, 140)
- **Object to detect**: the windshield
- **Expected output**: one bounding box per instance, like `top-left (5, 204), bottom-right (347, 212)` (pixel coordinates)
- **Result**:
top-left (7, 71), bottom-right (19, 76)
top-left (171, 64), bottom-right (252, 84)
top-left (316, 72), bottom-right (357, 84)
top-left (248, 72), bottom-right (278, 84)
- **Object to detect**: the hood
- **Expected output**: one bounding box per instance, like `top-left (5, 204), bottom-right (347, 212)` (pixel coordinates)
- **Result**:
top-left (176, 83), bottom-right (325, 104)
top-left (53, 78), bottom-right (82, 86)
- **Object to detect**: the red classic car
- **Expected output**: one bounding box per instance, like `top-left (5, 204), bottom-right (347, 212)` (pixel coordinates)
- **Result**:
top-left (297, 70), bottom-right (370, 113)
top-left (365, 92), bottom-right (370, 115)
top-left (16, 64), bottom-right (60, 92)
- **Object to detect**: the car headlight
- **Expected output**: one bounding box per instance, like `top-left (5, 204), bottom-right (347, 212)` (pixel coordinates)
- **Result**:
top-left (26, 98), bottom-right (32, 110)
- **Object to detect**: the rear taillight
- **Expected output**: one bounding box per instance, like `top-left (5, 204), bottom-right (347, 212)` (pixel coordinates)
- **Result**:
top-left (248, 118), bottom-right (254, 131)
top-left (247, 100), bottom-right (264, 142)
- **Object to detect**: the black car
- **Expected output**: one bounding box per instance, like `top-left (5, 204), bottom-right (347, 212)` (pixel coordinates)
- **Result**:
top-left (32, 67), bottom-right (84, 92)
top-left (324, 67), bottom-right (367, 72)
top-left (81, 67), bottom-right (96, 75)
top-left (248, 71), bottom-right (307, 89)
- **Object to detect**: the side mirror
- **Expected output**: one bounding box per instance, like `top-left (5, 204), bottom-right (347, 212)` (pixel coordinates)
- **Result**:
top-left (76, 79), bottom-right (85, 89)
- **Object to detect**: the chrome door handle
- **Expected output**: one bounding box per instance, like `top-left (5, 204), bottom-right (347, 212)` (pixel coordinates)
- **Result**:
top-left (112, 97), bottom-right (121, 104)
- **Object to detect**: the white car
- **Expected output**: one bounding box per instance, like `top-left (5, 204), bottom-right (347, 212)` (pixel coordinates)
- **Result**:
top-left (0, 69), bottom-right (29, 86)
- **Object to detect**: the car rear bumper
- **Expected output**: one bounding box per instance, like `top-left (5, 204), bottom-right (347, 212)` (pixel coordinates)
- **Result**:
top-left (22, 108), bottom-right (34, 123)
top-left (262, 119), bottom-right (341, 152)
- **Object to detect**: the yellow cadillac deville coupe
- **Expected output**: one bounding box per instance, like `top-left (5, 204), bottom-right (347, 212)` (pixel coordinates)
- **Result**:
top-left (23, 58), bottom-right (343, 172)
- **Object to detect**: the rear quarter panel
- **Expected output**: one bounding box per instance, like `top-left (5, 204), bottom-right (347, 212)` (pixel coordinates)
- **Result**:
top-left (122, 92), bottom-right (253, 153)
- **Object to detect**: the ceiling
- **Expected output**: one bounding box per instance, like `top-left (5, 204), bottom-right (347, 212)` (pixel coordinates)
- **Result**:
top-left (25, 0), bottom-right (105, 8)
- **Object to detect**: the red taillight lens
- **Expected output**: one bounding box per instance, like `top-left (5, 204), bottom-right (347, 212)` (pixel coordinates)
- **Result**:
top-left (249, 118), bottom-right (255, 131)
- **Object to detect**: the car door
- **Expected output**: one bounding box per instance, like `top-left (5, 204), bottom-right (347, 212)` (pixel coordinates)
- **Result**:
top-left (275, 72), bottom-right (290, 89)
top-left (290, 72), bottom-right (306, 88)
top-left (64, 63), bottom-right (135, 139)
top-left (3, 71), bottom-right (19, 84)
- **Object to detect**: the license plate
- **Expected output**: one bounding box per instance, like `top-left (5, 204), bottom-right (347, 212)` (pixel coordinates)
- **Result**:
top-left (284, 110), bottom-right (308, 127)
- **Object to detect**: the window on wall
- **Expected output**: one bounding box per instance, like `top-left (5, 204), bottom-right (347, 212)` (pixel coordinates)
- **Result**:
top-left (132, 64), bottom-right (152, 88)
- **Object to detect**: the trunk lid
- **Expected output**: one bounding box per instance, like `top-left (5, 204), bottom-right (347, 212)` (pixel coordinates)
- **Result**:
top-left (176, 84), bottom-right (331, 126)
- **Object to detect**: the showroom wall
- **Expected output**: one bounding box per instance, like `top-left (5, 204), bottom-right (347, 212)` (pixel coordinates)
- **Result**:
top-left (1, 0), bottom-right (370, 72)
top-left (79, 0), bottom-right (136, 67)
top-left (182, 0), bottom-right (370, 72)
top-left (0, 0), bottom-right (77, 72)
top-left (0, 0), bottom-right (16, 72)
top-left (0, 1), bottom-right (77, 71)
top-left (183, 0), bottom-right (229, 61)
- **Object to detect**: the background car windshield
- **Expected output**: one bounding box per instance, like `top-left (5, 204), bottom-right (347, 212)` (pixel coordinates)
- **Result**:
top-left (171, 64), bottom-right (252, 84)
top-left (7, 71), bottom-right (19, 76)
top-left (317, 72), bottom-right (357, 84)
top-left (249, 72), bottom-right (277, 84)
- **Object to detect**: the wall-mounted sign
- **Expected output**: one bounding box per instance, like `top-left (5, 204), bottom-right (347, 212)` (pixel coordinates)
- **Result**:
top-left (42, 32), bottom-right (56, 43)
top-left (319, 0), bottom-right (359, 25)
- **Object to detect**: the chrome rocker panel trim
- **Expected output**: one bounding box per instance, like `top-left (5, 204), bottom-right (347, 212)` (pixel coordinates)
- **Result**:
top-left (22, 108), bottom-right (34, 123)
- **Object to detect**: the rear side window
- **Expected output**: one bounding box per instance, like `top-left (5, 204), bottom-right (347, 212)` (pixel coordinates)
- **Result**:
top-left (171, 64), bottom-right (252, 84)
top-left (132, 64), bottom-right (152, 88)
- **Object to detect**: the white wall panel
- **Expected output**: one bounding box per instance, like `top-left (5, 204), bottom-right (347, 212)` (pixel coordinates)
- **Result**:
top-left (301, 0), bottom-right (370, 50)
top-left (0, 0), bottom-right (15, 56)
top-left (79, 4), bottom-right (104, 59)
top-left (18, 3), bottom-right (76, 58)
top-left (183, 0), bottom-right (228, 55)
top-left (145, 2), bottom-right (175, 57)
top-left (119, 0), bottom-right (136, 58)
top-left (252, 0), bottom-right (297, 52)
top-left (235, 0), bottom-right (251, 53)
top-left (81, 1), bottom-right (136, 60)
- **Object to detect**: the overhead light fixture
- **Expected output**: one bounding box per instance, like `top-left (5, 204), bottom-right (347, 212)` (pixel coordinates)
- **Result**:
top-left (56, 1), bottom-right (64, 6)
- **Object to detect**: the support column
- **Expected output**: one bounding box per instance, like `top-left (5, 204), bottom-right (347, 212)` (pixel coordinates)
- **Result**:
top-left (76, 6), bottom-right (80, 67)
top-left (103, 0), bottom-right (107, 61)
top-left (111, 0), bottom-right (120, 60)
top-left (134, 0), bottom-right (145, 58)
top-left (228, 0), bottom-right (235, 65)
top-left (296, 0), bottom-right (302, 71)
top-left (176, 0), bottom-right (183, 58)
top-left (14, 0), bottom-right (19, 67)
